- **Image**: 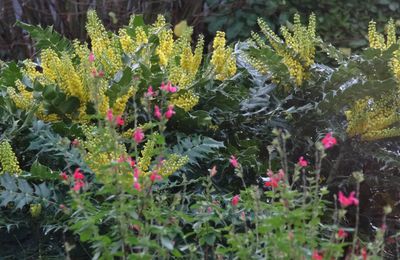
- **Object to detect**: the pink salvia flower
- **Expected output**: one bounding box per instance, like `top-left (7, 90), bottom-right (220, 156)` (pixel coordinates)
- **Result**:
top-left (133, 128), bottom-right (145, 143)
top-left (321, 132), bottom-right (337, 149)
top-left (133, 182), bottom-right (141, 191)
top-left (338, 191), bottom-right (359, 207)
top-left (312, 250), bottom-right (323, 260)
top-left (71, 139), bottom-right (79, 146)
top-left (160, 82), bottom-right (168, 91)
top-left (60, 171), bottom-right (68, 181)
top-left (154, 105), bottom-right (162, 120)
top-left (127, 157), bottom-right (135, 167)
top-left (337, 228), bottom-right (348, 239)
top-left (116, 115), bottom-right (124, 126)
top-left (231, 195), bottom-right (240, 206)
top-left (73, 180), bottom-right (85, 191)
top-left (229, 155), bottom-right (239, 168)
top-left (168, 85), bottom-right (177, 93)
top-left (88, 52), bottom-right (95, 62)
top-left (118, 155), bottom-right (126, 163)
top-left (146, 86), bottom-right (156, 97)
top-left (297, 156), bottom-right (308, 167)
top-left (106, 109), bottom-right (113, 122)
top-left (133, 167), bottom-right (140, 179)
top-left (150, 172), bottom-right (162, 182)
top-left (73, 168), bottom-right (84, 180)
top-left (165, 105), bottom-right (175, 119)
top-left (97, 70), bottom-right (105, 77)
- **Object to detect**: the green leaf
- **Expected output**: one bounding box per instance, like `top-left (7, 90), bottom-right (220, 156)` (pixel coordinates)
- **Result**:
top-left (16, 21), bottom-right (71, 53)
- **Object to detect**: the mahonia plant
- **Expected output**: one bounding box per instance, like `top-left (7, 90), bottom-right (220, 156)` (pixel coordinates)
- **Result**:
top-left (345, 19), bottom-right (400, 141)
top-left (247, 13), bottom-right (317, 86)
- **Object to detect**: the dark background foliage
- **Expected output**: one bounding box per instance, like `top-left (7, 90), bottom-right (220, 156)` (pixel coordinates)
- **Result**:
top-left (2, 0), bottom-right (400, 60)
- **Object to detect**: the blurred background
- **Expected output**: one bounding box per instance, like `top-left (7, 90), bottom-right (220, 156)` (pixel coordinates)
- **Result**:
top-left (2, 0), bottom-right (400, 61)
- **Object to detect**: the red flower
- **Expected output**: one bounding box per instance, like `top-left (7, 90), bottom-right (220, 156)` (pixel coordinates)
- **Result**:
top-left (160, 82), bottom-right (177, 93)
top-left (297, 156), bottom-right (308, 167)
top-left (338, 191), bottom-right (359, 207)
top-left (133, 128), bottom-right (145, 143)
top-left (133, 182), bottom-right (141, 191)
top-left (231, 195), bottom-right (240, 206)
top-left (164, 105), bottom-right (175, 119)
top-left (106, 109), bottom-right (114, 122)
top-left (337, 228), bottom-right (348, 239)
top-left (127, 157), bottom-right (136, 167)
top-left (73, 168), bottom-right (84, 180)
top-left (60, 171), bottom-right (68, 181)
top-left (321, 132), bottom-right (337, 149)
top-left (312, 250), bottom-right (323, 260)
top-left (150, 172), bottom-right (162, 182)
top-left (229, 155), bottom-right (239, 168)
top-left (264, 177), bottom-right (279, 188)
top-left (154, 105), bottom-right (162, 120)
top-left (116, 115), bottom-right (124, 126)
top-left (145, 86), bottom-right (156, 97)
top-left (361, 247), bottom-right (368, 260)
top-left (97, 70), bottom-right (105, 77)
top-left (73, 180), bottom-right (85, 191)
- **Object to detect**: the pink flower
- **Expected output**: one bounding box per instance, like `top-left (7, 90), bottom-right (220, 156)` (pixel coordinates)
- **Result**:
top-left (133, 167), bottom-right (140, 179)
top-left (106, 109), bottom-right (113, 122)
top-left (231, 195), bottom-right (240, 206)
top-left (154, 105), bottom-right (162, 120)
top-left (321, 132), bottom-right (337, 149)
top-left (264, 178), bottom-right (279, 188)
top-left (127, 157), bottom-right (135, 167)
top-left (133, 128), bottom-right (145, 143)
top-left (337, 228), bottom-right (348, 239)
top-left (60, 171), bottom-right (68, 181)
top-left (160, 82), bottom-right (177, 93)
top-left (312, 250), bottom-right (323, 260)
top-left (229, 155), bottom-right (239, 168)
top-left (150, 172), bottom-right (162, 182)
top-left (73, 168), bottom-right (84, 180)
top-left (88, 52), bottom-right (95, 62)
top-left (146, 86), bottom-right (156, 97)
top-left (133, 182), bottom-right (141, 191)
top-left (97, 70), bottom-right (105, 77)
top-left (116, 115), bottom-right (124, 126)
top-left (165, 105), bottom-right (175, 119)
top-left (338, 191), bottom-right (359, 207)
top-left (73, 180), bottom-right (85, 191)
top-left (361, 247), bottom-right (368, 260)
top-left (297, 156), bottom-right (308, 167)
top-left (71, 139), bottom-right (79, 146)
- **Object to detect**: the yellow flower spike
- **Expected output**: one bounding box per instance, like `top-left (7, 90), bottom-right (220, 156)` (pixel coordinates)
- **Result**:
top-left (112, 87), bottom-right (137, 115)
top-left (0, 141), bottom-right (22, 175)
top-left (171, 91), bottom-right (199, 111)
top-left (156, 29), bottom-right (174, 67)
top-left (157, 154), bottom-right (189, 177)
top-left (211, 31), bottom-right (237, 81)
top-left (135, 26), bottom-right (148, 46)
top-left (368, 19), bottom-right (397, 50)
top-left (119, 28), bottom-right (135, 54)
top-left (138, 133), bottom-right (159, 172)
top-left (255, 14), bottom-right (317, 86)
top-left (86, 10), bottom-right (122, 76)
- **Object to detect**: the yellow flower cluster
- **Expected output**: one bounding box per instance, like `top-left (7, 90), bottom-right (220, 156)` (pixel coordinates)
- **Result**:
top-left (112, 86), bottom-right (137, 115)
top-left (119, 28), bottom-right (135, 54)
top-left (86, 10), bottom-right (123, 76)
top-left (211, 31), bottom-right (237, 81)
top-left (170, 91), bottom-right (199, 111)
top-left (138, 133), bottom-right (158, 172)
top-left (0, 141), bottom-right (22, 175)
top-left (41, 49), bottom-right (88, 102)
top-left (156, 28), bottom-right (174, 67)
top-left (7, 80), bottom-right (33, 110)
top-left (345, 96), bottom-right (400, 141)
top-left (368, 19), bottom-right (396, 50)
top-left (157, 154), bottom-right (189, 177)
top-left (255, 14), bottom-right (317, 86)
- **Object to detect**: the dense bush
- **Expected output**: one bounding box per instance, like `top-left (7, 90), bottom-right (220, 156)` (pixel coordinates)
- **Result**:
top-left (0, 10), bottom-right (399, 259)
